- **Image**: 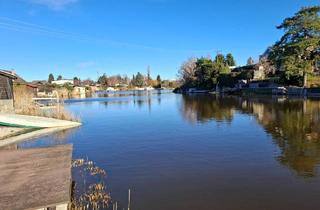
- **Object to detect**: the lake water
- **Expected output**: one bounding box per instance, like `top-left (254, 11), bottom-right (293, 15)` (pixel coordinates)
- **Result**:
top-left (17, 91), bottom-right (320, 210)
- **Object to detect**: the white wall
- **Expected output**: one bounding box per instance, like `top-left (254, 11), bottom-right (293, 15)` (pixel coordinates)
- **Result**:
top-left (52, 80), bottom-right (74, 86)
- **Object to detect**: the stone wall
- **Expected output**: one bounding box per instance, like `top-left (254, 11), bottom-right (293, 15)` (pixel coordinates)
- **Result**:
top-left (0, 99), bottom-right (14, 113)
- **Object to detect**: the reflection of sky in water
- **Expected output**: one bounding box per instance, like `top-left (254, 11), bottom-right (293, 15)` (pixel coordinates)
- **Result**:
top-left (16, 93), bottom-right (320, 210)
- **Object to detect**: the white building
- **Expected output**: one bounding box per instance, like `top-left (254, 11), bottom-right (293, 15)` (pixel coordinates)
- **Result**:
top-left (106, 87), bottom-right (116, 91)
top-left (52, 79), bottom-right (74, 86)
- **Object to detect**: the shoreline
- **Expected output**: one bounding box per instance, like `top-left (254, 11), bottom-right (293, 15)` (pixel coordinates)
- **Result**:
top-left (173, 87), bottom-right (320, 97)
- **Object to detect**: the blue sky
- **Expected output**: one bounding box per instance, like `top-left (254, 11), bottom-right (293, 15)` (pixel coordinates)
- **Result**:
top-left (0, 0), bottom-right (318, 81)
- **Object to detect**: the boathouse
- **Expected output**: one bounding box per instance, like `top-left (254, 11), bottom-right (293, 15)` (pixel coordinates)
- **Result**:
top-left (0, 70), bottom-right (16, 113)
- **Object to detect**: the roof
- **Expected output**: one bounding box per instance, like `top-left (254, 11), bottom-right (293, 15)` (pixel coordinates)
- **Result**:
top-left (0, 145), bottom-right (73, 210)
top-left (31, 80), bottom-right (48, 85)
top-left (2, 71), bottom-right (38, 88)
top-left (0, 70), bottom-right (17, 79)
top-left (14, 74), bottom-right (27, 84)
top-left (0, 70), bottom-right (38, 88)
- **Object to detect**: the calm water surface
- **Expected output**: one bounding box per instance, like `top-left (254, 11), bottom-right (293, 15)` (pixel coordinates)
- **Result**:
top-left (17, 91), bottom-right (320, 210)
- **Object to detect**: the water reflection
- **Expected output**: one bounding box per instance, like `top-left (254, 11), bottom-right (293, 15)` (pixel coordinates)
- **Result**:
top-left (180, 95), bottom-right (320, 177)
top-left (9, 92), bottom-right (320, 209)
top-left (244, 98), bottom-right (320, 178)
top-left (16, 127), bottom-right (78, 149)
top-left (180, 95), bottom-right (235, 124)
top-left (99, 90), bottom-right (163, 112)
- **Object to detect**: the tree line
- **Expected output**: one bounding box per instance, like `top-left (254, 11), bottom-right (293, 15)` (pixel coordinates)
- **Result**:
top-left (178, 53), bottom-right (239, 90)
top-left (47, 69), bottom-right (177, 89)
top-left (178, 5), bottom-right (320, 89)
top-left (98, 72), bottom-right (163, 88)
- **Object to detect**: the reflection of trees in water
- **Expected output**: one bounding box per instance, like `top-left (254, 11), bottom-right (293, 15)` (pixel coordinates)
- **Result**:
top-left (102, 100), bottom-right (130, 107)
top-left (133, 92), bottom-right (154, 112)
top-left (244, 98), bottom-right (320, 178)
top-left (180, 95), bottom-right (236, 124)
top-left (180, 95), bottom-right (320, 178)
top-left (99, 90), bottom-right (166, 112)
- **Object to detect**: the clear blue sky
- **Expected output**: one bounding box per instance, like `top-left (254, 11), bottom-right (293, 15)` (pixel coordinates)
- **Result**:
top-left (0, 0), bottom-right (318, 81)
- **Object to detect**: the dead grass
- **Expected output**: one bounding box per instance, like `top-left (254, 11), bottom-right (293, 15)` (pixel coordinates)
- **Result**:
top-left (13, 85), bottom-right (79, 122)
top-left (70, 159), bottom-right (111, 210)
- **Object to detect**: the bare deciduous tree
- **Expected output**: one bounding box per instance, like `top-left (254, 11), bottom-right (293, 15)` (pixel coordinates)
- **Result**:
top-left (178, 57), bottom-right (197, 85)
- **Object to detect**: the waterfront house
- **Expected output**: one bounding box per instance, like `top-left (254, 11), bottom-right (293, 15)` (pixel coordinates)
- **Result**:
top-left (0, 70), bottom-right (16, 113)
top-left (232, 64), bottom-right (266, 80)
top-left (72, 86), bottom-right (86, 98)
top-left (31, 80), bottom-right (56, 97)
top-left (31, 80), bottom-right (48, 91)
top-left (88, 84), bottom-right (101, 92)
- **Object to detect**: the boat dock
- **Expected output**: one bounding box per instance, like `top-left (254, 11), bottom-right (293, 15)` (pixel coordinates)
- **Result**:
top-left (0, 114), bottom-right (81, 128)
top-left (0, 145), bottom-right (73, 210)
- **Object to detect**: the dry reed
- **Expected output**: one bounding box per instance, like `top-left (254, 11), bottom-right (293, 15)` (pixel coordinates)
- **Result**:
top-left (13, 84), bottom-right (79, 122)
top-left (70, 159), bottom-right (111, 210)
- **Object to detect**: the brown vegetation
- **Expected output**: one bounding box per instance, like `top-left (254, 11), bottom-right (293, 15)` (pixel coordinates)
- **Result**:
top-left (70, 159), bottom-right (111, 210)
top-left (13, 84), bottom-right (78, 121)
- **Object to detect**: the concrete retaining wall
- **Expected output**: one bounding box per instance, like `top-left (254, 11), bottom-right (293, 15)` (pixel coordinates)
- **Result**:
top-left (0, 99), bottom-right (14, 113)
